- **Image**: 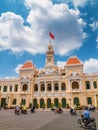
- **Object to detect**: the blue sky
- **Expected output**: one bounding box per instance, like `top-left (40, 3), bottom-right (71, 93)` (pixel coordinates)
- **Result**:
top-left (0, 0), bottom-right (98, 78)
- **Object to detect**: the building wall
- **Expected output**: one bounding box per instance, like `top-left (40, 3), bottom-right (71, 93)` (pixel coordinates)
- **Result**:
top-left (0, 69), bottom-right (98, 108)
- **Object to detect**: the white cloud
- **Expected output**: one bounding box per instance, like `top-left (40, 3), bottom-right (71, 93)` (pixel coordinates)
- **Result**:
top-left (71, 0), bottom-right (89, 7)
top-left (0, 0), bottom-right (86, 55)
top-left (57, 61), bottom-right (66, 68)
top-left (84, 58), bottom-right (98, 74)
top-left (57, 0), bottom-right (89, 7)
top-left (96, 35), bottom-right (98, 48)
top-left (89, 21), bottom-right (98, 31)
top-left (15, 64), bottom-right (22, 73)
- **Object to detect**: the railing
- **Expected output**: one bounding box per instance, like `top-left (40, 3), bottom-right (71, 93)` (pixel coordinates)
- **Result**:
top-left (71, 89), bottom-right (81, 93)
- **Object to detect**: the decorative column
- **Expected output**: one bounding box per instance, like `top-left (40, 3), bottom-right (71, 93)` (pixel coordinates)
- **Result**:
top-left (52, 80), bottom-right (54, 93)
top-left (59, 76), bottom-right (61, 93)
top-left (68, 79), bottom-right (71, 92)
top-left (28, 81), bottom-right (30, 93)
top-left (45, 80), bottom-right (47, 93)
top-left (1, 85), bottom-right (3, 92)
top-left (38, 78), bottom-right (40, 92)
top-left (12, 84), bottom-right (14, 92)
top-left (94, 94), bottom-right (97, 107)
top-left (79, 79), bottom-right (82, 90)
top-left (90, 79), bottom-right (94, 90)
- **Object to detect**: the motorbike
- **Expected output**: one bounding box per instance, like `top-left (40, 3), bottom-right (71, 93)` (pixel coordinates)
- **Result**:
top-left (14, 109), bottom-right (20, 115)
top-left (88, 107), bottom-right (95, 112)
top-left (51, 107), bottom-right (57, 112)
top-left (54, 108), bottom-right (63, 114)
top-left (21, 109), bottom-right (27, 114)
top-left (77, 114), bottom-right (96, 130)
top-left (21, 106), bottom-right (27, 114)
top-left (70, 108), bottom-right (77, 115)
top-left (30, 107), bottom-right (35, 113)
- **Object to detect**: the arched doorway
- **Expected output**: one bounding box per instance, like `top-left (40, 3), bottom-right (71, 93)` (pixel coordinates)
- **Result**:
top-left (33, 98), bottom-right (37, 107)
top-left (47, 98), bottom-right (51, 108)
top-left (40, 98), bottom-right (44, 108)
top-left (1, 98), bottom-right (6, 107)
top-left (54, 98), bottom-right (58, 107)
top-left (21, 98), bottom-right (26, 105)
top-left (73, 97), bottom-right (79, 106)
top-left (62, 98), bottom-right (66, 108)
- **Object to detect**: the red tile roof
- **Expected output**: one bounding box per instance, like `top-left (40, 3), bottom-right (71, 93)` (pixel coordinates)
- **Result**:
top-left (66, 56), bottom-right (81, 65)
top-left (21, 61), bottom-right (33, 69)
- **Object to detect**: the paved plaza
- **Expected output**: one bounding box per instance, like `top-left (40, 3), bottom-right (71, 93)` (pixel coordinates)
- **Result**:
top-left (0, 109), bottom-right (98, 130)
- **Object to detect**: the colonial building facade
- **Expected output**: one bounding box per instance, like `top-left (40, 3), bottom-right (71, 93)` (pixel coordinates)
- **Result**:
top-left (0, 43), bottom-right (98, 108)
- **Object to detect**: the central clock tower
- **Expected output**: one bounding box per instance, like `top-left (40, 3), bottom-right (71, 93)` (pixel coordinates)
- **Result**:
top-left (45, 42), bottom-right (54, 67)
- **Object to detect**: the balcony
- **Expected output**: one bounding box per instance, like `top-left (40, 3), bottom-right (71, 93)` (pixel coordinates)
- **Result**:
top-left (20, 91), bottom-right (28, 94)
top-left (71, 89), bottom-right (81, 93)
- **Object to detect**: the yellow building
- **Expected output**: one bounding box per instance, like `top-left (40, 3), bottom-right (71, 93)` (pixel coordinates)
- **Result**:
top-left (0, 43), bottom-right (98, 108)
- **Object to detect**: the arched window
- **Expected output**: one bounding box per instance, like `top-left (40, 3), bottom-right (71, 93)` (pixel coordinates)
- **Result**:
top-left (14, 84), bottom-right (18, 92)
top-left (61, 83), bottom-right (66, 90)
top-left (40, 98), bottom-right (44, 108)
top-left (47, 98), bottom-right (51, 108)
top-left (87, 97), bottom-right (92, 104)
top-left (73, 97), bottom-right (80, 106)
top-left (41, 84), bottom-right (45, 91)
top-left (12, 99), bottom-right (17, 105)
top-left (72, 81), bottom-right (79, 89)
top-left (62, 98), bottom-right (66, 108)
top-left (34, 84), bottom-right (38, 91)
top-left (54, 83), bottom-right (59, 91)
top-left (22, 84), bottom-right (28, 91)
top-left (47, 84), bottom-right (51, 91)
top-left (3, 86), bottom-right (7, 92)
top-left (54, 98), bottom-right (59, 107)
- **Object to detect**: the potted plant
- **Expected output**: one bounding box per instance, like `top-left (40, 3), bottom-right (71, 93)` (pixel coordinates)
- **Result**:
top-left (51, 103), bottom-right (54, 108)
top-left (66, 103), bottom-right (69, 108)
top-left (29, 103), bottom-right (32, 108)
top-left (36, 103), bottom-right (39, 109)
top-left (43, 103), bottom-right (46, 109)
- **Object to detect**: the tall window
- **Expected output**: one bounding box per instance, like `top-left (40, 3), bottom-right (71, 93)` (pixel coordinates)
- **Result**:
top-left (10, 86), bottom-right (12, 92)
top-left (0, 86), bottom-right (1, 92)
top-left (22, 84), bottom-right (28, 91)
top-left (41, 84), bottom-right (45, 91)
top-left (61, 83), bottom-right (66, 90)
top-left (86, 81), bottom-right (90, 89)
top-left (47, 84), bottom-right (51, 91)
top-left (14, 85), bottom-right (18, 92)
top-left (93, 81), bottom-right (97, 89)
top-left (3, 86), bottom-right (7, 92)
top-left (34, 84), bottom-right (38, 91)
top-left (54, 83), bottom-right (59, 91)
